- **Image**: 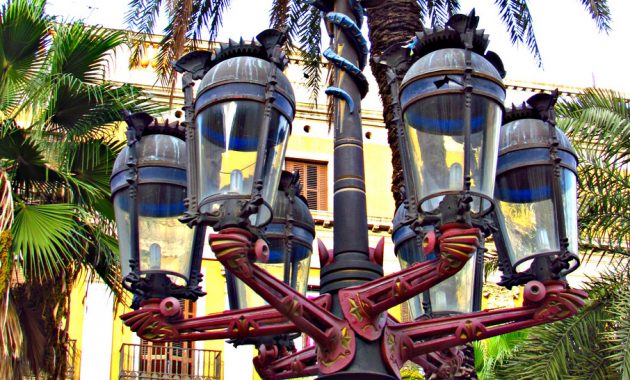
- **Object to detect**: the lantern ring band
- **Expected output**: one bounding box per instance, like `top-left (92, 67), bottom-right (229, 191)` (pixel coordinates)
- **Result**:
top-left (512, 251), bottom-right (580, 277)
top-left (416, 191), bottom-right (495, 218)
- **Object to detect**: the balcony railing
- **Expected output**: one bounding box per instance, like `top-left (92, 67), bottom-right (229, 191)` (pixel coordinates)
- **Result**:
top-left (119, 343), bottom-right (222, 380)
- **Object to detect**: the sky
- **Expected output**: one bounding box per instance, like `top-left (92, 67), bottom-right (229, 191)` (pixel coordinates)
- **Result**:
top-left (44, 0), bottom-right (630, 94)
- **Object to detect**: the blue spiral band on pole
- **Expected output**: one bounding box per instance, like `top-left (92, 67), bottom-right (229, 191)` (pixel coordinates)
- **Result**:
top-left (323, 47), bottom-right (369, 98)
top-left (325, 86), bottom-right (355, 114)
top-left (325, 12), bottom-right (368, 70)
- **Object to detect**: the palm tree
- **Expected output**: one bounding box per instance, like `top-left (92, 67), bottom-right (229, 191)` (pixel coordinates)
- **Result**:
top-left (0, 0), bottom-right (161, 377)
top-left (485, 88), bottom-right (630, 380)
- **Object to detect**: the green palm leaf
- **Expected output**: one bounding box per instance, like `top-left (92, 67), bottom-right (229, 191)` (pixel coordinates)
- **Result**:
top-left (557, 89), bottom-right (630, 258)
top-left (0, 126), bottom-right (66, 199)
top-left (0, 0), bottom-right (49, 113)
top-left (48, 23), bottom-right (126, 83)
top-left (11, 203), bottom-right (85, 280)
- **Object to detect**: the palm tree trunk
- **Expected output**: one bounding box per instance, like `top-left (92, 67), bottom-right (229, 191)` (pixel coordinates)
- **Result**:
top-left (366, 2), bottom-right (478, 378)
top-left (366, 0), bottom-right (421, 207)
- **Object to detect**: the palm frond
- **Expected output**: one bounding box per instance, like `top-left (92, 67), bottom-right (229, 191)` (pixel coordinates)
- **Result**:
top-left (579, 0), bottom-right (611, 32)
top-left (492, 0), bottom-right (541, 66)
top-left (0, 126), bottom-right (66, 200)
top-left (496, 272), bottom-right (630, 379)
top-left (474, 330), bottom-right (528, 380)
top-left (48, 23), bottom-right (126, 84)
top-left (125, 0), bottom-right (164, 35)
top-left (601, 275), bottom-right (630, 377)
top-left (423, 0), bottom-right (457, 27)
top-left (557, 89), bottom-right (630, 258)
top-left (0, 0), bottom-right (49, 110)
top-left (286, 1), bottom-right (323, 105)
top-left (42, 76), bottom-right (163, 136)
top-left (270, 0), bottom-right (290, 30)
top-left (11, 203), bottom-right (85, 281)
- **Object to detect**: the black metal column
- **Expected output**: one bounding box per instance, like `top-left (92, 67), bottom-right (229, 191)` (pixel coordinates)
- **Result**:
top-left (318, 1), bottom-right (393, 378)
top-left (319, 0), bottom-right (383, 295)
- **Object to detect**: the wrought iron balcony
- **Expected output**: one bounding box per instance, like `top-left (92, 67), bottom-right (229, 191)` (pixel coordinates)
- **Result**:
top-left (119, 343), bottom-right (222, 380)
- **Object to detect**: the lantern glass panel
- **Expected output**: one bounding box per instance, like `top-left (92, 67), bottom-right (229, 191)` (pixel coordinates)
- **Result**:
top-left (403, 94), bottom-right (501, 213)
top-left (231, 225), bottom-right (312, 309)
top-left (196, 100), bottom-right (290, 224)
top-left (113, 193), bottom-right (132, 280)
top-left (562, 169), bottom-right (579, 254)
top-left (495, 166), bottom-right (577, 271)
top-left (114, 184), bottom-right (194, 285)
top-left (397, 238), bottom-right (476, 318)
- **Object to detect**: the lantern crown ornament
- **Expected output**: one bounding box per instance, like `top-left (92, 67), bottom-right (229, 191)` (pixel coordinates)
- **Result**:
top-left (493, 91), bottom-right (580, 287)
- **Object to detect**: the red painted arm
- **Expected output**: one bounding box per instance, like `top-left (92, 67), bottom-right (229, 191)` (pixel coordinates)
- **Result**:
top-left (338, 224), bottom-right (481, 340)
top-left (210, 228), bottom-right (356, 374)
top-left (120, 295), bottom-right (331, 342)
top-left (254, 345), bottom-right (318, 380)
top-left (381, 280), bottom-right (588, 375)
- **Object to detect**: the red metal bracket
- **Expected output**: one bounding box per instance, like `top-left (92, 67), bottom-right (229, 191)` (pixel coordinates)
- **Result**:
top-left (413, 347), bottom-right (465, 379)
top-left (210, 227), bottom-right (356, 375)
top-left (121, 294), bottom-right (331, 342)
top-left (338, 225), bottom-right (481, 340)
top-left (381, 280), bottom-right (588, 376)
top-left (254, 345), bottom-right (318, 380)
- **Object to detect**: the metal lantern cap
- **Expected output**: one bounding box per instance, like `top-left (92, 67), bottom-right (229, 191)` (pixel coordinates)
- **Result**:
top-left (196, 55), bottom-right (295, 121)
top-left (498, 96), bottom-right (578, 176)
top-left (400, 48), bottom-right (505, 111)
top-left (111, 124), bottom-right (187, 194)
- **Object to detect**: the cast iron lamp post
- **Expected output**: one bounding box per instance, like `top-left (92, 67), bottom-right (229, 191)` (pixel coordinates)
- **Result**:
top-left (112, 2), bottom-right (587, 379)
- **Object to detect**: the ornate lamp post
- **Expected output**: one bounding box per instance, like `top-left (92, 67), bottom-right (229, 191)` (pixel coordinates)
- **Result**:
top-left (114, 2), bottom-right (587, 379)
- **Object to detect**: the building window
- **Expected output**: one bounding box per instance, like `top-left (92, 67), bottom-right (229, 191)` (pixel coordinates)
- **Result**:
top-left (285, 159), bottom-right (328, 211)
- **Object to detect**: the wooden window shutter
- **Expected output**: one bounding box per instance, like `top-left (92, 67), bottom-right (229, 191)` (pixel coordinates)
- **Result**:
top-left (285, 160), bottom-right (328, 211)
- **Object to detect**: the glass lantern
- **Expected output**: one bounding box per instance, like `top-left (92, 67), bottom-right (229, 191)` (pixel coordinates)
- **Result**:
top-left (192, 55), bottom-right (295, 228)
top-left (493, 93), bottom-right (579, 284)
top-left (392, 205), bottom-right (483, 319)
top-left (227, 171), bottom-right (315, 310)
top-left (111, 117), bottom-right (199, 297)
top-left (399, 25), bottom-right (505, 218)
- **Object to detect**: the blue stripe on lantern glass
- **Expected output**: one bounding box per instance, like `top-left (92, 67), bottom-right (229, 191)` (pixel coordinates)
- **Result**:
top-left (265, 224), bottom-right (313, 262)
top-left (405, 113), bottom-right (486, 135)
top-left (495, 185), bottom-right (552, 203)
top-left (115, 191), bottom-right (186, 217)
top-left (138, 201), bottom-right (186, 217)
top-left (199, 124), bottom-right (259, 151)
